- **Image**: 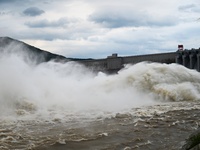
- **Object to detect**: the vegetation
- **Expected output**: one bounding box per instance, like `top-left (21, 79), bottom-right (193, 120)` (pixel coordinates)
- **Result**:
top-left (182, 129), bottom-right (200, 150)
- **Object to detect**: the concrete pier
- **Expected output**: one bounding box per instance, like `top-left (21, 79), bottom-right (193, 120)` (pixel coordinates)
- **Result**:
top-left (189, 53), bottom-right (196, 69)
top-left (182, 53), bottom-right (189, 68)
top-left (197, 54), bottom-right (200, 72)
top-left (176, 48), bottom-right (200, 71)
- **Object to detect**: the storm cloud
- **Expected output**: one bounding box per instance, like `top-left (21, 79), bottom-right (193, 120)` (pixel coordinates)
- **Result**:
top-left (23, 7), bottom-right (45, 17)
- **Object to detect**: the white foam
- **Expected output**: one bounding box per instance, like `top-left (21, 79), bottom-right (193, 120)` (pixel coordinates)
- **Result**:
top-left (0, 51), bottom-right (200, 121)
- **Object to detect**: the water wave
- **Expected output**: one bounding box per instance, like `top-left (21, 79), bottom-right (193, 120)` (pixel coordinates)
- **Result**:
top-left (0, 54), bottom-right (200, 121)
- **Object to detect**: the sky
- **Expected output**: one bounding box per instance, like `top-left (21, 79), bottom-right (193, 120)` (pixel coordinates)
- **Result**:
top-left (0, 0), bottom-right (200, 58)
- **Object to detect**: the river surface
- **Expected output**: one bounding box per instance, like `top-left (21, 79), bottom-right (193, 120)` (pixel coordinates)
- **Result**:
top-left (1, 101), bottom-right (200, 150)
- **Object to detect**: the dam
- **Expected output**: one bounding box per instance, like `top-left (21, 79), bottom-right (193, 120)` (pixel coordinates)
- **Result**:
top-left (79, 48), bottom-right (200, 73)
top-left (1, 37), bottom-right (199, 73)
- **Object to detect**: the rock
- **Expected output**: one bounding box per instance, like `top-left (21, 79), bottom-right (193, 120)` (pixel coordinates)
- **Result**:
top-left (181, 128), bottom-right (200, 150)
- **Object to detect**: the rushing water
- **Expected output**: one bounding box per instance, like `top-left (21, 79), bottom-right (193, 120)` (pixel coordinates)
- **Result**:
top-left (1, 53), bottom-right (200, 150)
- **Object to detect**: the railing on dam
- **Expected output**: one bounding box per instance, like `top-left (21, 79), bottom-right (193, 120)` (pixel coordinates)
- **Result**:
top-left (78, 48), bottom-right (200, 73)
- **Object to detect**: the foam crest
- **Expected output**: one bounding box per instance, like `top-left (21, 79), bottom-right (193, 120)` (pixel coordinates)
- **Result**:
top-left (119, 62), bottom-right (200, 101)
top-left (0, 54), bottom-right (200, 120)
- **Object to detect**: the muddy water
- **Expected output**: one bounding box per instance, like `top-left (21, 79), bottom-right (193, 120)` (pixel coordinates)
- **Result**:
top-left (1, 101), bottom-right (200, 150)
top-left (1, 54), bottom-right (200, 149)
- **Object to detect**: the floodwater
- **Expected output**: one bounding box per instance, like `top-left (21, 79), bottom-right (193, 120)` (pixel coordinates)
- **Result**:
top-left (1, 102), bottom-right (200, 150)
top-left (1, 53), bottom-right (200, 150)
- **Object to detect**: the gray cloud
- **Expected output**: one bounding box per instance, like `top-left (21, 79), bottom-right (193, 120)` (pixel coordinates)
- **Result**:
top-left (0, 0), bottom-right (199, 58)
top-left (23, 7), bottom-right (45, 17)
top-left (0, 11), bottom-right (8, 15)
top-left (179, 4), bottom-right (200, 13)
top-left (0, 0), bottom-right (19, 4)
top-left (25, 17), bottom-right (77, 28)
top-left (89, 10), bottom-right (177, 28)
top-left (179, 4), bottom-right (196, 11)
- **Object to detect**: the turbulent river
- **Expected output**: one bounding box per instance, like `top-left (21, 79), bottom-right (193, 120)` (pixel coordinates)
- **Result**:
top-left (1, 54), bottom-right (200, 150)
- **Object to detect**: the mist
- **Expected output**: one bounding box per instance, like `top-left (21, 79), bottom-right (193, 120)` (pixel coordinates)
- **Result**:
top-left (1, 44), bottom-right (200, 121)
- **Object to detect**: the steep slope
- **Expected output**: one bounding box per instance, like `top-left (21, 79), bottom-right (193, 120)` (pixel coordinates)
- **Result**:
top-left (0, 37), bottom-right (69, 63)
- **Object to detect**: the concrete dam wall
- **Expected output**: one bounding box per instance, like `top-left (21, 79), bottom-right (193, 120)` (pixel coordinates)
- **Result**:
top-left (79, 48), bottom-right (200, 73)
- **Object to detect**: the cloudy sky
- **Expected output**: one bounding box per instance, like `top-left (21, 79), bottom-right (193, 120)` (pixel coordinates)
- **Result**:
top-left (0, 0), bottom-right (199, 58)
